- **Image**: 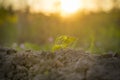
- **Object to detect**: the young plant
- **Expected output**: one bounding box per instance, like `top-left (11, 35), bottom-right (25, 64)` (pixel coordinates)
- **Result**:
top-left (52, 35), bottom-right (77, 52)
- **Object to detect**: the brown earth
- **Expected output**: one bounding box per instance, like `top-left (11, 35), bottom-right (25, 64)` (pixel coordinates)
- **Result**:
top-left (0, 48), bottom-right (120, 80)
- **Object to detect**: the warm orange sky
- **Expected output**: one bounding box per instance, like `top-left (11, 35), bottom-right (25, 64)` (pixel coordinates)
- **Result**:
top-left (1, 0), bottom-right (117, 16)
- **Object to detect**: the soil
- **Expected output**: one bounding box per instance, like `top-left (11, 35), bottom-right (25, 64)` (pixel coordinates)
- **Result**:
top-left (0, 48), bottom-right (120, 80)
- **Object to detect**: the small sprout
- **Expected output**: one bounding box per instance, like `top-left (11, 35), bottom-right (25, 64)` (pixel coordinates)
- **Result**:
top-left (52, 35), bottom-right (77, 52)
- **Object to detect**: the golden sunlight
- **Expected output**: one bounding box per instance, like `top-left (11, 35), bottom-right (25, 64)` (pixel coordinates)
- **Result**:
top-left (59, 0), bottom-right (83, 17)
top-left (1, 0), bottom-right (114, 17)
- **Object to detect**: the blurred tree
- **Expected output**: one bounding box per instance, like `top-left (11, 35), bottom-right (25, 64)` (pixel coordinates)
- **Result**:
top-left (0, 6), bottom-right (17, 46)
top-left (112, 0), bottom-right (120, 9)
top-left (0, 0), bottom-right (120, 52)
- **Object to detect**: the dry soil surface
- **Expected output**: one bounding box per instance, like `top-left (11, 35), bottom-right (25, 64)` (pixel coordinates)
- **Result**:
top-left (0, 48), bottom-right (120, 80)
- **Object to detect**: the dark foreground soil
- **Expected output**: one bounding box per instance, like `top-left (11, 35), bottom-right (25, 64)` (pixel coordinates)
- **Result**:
top-left (0, 48), bottom-right (120, 80)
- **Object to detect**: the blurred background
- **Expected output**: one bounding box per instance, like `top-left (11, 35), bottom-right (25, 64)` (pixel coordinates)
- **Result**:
top-left (0, 0), bottom-right (120, 52)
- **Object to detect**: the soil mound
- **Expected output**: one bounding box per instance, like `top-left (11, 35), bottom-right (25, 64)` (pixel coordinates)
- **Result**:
top-left (0, 48), bottom-right (120, 80)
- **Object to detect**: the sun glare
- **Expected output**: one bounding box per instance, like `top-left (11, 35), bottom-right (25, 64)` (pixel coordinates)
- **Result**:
top-left (60, 0), bottom-right (83, 17)
top-left (28, 0), bottom-right (84, 17)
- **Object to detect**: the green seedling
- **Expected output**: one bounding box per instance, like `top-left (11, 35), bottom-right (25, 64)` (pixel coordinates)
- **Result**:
top-left (52, 35), bottom-right (77, 52)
